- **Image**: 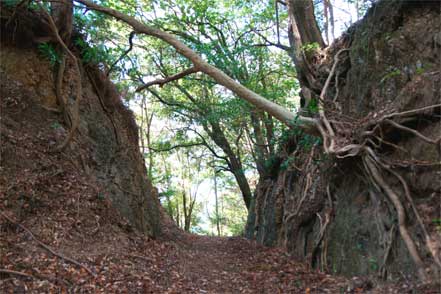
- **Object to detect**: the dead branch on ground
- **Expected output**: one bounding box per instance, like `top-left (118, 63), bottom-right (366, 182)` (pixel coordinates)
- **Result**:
top-left (0, 269), bottom-right (36, 279)
top-left (0, 211), bottom-right (96, 277)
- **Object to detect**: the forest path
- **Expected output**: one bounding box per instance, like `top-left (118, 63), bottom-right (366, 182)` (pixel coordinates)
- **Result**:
top-left (139, 232), bottom-right (436, 294)
top-left (150, 233), bottom-right (349, 293)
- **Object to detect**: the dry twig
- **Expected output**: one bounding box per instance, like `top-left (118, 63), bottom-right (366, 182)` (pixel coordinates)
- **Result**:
top-left (0, 269), bottom-right (36, 279)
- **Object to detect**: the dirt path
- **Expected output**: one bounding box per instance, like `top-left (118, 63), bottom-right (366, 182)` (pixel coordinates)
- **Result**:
top-left (2, 222), bottom-right (439, 294)
top-left (163, 235), bottom-right (346, 293)
top-left (125, 233), bottom-right (437, 294)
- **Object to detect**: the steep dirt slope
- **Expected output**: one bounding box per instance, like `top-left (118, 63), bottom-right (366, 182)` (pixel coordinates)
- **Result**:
top-left (246, 0), bottom-right (440, 283)
top-left (0, 4), bottom-right (161, 290)
top-left (0, 8), bottom-right (160, 236)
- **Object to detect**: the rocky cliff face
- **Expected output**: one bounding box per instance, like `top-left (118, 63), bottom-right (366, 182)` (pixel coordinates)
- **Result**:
top-left (0, 7), bottom-right (160, 237)
top-left (247, 0), bottom-right (440, 280)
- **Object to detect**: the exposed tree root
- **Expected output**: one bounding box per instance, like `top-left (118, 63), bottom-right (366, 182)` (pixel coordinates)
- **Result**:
top-left (385, 166), bottom-right (441, 269)
top-left (84, 66), bottom-right (120, 144)
top-left (5, 0), bottom-right (28, 27)
top-left (385, 119), bottom-right (441, 145)
top-left (283, 146), bottom-right (316, 224)
top-left (311, 208), bottom-right (332, 270)
top-left (317, 48), bottom-right (349, 153)
top-left (379, 224), bottom-right (396, 280)
top-left (313, 45), bottom-right (439, 280)
top-left (382, 104), bottom-right (441, 120)
top-left (364, 156), bottom-right (427, 281)
top-left (55, 53), bottom-right (72, 127)
top-left (298, 43), bottom-right (440, 280)
top-left (40, 4), bottom-right (82, 151)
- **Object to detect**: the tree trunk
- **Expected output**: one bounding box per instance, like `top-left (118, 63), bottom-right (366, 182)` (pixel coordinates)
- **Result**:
top-left (203, 121), bottom-right (252, 210)
top-left (286, 0), bottom-right (325, 95)
top-left (328, 0), bottom-right (335, 41)
top-left (324, 0), bottom-right (330, 44)
top-left (51, 0), bottom-right (73, 45)
top-left (288, 0), bottom-right (325, 48)
top-left (182, 190), bottom-right (191, 232)
top-left (250, 109), bottom-right (268, 178)
top-left (214, 169), bottom-right (221, 237)
top-left (146, 111), bottom-right (155, 180)
top-left (264, 113), bottom-right (275, 156)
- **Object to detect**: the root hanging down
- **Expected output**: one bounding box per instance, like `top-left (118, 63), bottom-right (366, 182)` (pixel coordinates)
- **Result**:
top-left (40, 4), bottom-right (82, 151)
top-left (385, 165), bottom-right (441, 269)
top-left (310, 45), bottom-right (440, 280)
top-left (364, 156), bottom-right (428, 281)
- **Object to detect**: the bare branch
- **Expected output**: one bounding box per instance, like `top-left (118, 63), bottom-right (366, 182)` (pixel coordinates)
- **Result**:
top-left (148, 142), bottom-right (204, 152)
top-left (188, 128), bottom-right (229, 162)
top-left (277, 0), bottom-right (287, 6)
top-left (147, 88), bottom-right (186, 108)
top-left (252, 30), bottom-right (292, 51)
top-left (136, 67), bottom-right (199, 92)
top-left (106, 31), bottom-right (136, 77)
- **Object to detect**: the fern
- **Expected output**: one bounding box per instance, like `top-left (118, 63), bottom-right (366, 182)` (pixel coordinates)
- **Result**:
top-left (38, 43), bottom-right (60, 66)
